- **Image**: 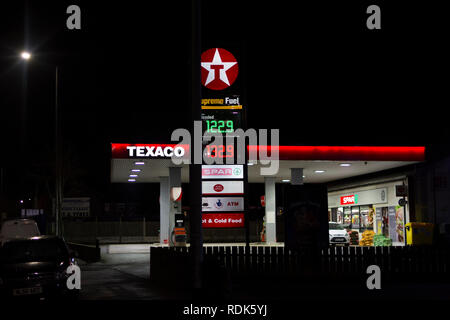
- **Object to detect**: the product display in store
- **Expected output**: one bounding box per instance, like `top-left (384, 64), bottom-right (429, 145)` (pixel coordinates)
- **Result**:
top-left (349, 231), bottom-right (359, 245)
top-left (352, 214), bottom-right (359, 227)
top-left (373, 234), bottom-right (392, 246)
top-left (360, 230), bottom-right (375, 246)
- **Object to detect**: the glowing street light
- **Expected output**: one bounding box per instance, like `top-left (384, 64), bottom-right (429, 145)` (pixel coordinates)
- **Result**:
top-left (20, 51), bottom-right (31, 60)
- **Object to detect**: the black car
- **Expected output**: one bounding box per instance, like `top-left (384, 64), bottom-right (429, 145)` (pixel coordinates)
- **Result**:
top-left (0, 235), bottom-right (78, 299)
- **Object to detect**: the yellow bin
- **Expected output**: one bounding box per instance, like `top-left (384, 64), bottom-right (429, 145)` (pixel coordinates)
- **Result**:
top-left (405, 222), bottom-right (434, 245)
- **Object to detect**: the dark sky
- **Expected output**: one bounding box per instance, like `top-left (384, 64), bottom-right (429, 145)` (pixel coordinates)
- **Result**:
top-left (1, 1), bottom-right (449, 199)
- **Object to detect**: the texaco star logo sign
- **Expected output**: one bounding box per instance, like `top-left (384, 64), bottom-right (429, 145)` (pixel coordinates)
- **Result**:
top-left (201, 48), bottom-right (239, 90)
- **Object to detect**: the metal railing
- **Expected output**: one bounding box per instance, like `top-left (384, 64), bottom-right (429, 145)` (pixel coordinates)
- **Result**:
top-left (48, 218), bottom-right (159, 244)
top-left (150, 245), bottom-right (450, 282)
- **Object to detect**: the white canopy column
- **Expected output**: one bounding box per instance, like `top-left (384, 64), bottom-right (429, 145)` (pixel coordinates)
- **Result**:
top-left (159, 176), bottom-right (169, 245)
top-left (168, 167), bottom-right (182, 246)
top-left (264, 177), bottom-right (277, 243)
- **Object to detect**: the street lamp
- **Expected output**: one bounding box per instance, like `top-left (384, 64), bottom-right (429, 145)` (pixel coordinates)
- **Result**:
top-left (20, 51), bottom-right (31, 60)
top-left (20, 51), bottom-right (62, 237)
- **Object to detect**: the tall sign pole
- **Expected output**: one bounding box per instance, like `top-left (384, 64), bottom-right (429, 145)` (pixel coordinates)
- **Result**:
top-left (190, 0), bottom-right (203, 290)
top-left (55, 66), bottom-right (61, 236)
top-left (200, 46), bottom-right (247, 245)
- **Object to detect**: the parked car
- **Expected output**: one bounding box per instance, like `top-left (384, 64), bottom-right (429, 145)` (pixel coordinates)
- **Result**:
top-left (329, 222), bottom-right (350, 246)
top-left (0, 219), bottom-right (40, 246)
top-left (0, 235), bottom-right (78, 299)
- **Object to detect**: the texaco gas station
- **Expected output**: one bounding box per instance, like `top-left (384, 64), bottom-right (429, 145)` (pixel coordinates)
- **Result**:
top-left (109, 48), bottom-right (426, 248)
top-left (110, 143), bottom-right (425, 246)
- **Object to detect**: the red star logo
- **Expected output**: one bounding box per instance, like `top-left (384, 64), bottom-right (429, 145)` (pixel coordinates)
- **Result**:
top-left (201, 48), bottom-right (239, 90)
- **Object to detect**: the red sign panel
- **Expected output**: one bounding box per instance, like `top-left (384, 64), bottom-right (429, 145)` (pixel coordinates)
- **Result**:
top-left (340, 195), bottom-right (358, 205)
top-left (202, 213), bottom-right (245, 228)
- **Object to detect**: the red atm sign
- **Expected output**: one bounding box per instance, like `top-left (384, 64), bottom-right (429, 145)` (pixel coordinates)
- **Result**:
top-left (340, 194), bottom-right (358, 205)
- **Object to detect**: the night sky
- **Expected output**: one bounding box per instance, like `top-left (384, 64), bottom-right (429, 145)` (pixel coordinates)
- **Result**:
top-left (1, 1), bottom-right (449, 202)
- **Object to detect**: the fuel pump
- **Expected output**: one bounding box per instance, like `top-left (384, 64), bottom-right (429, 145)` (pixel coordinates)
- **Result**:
top-left (173, 213), bottom-right (187, 247)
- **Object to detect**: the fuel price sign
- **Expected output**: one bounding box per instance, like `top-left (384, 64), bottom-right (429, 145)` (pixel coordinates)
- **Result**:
top-left (201, 109), bottom-right (242, 134)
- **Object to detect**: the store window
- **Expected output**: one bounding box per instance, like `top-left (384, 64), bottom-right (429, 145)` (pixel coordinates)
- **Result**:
top-left (334, 205), bottom-right (374, 232)
top-left (360, 205), bottom-right (374, 231)
top-left (351, 206), bottom-right (360, 230)
top-left (337, 207), bottom-right (343, 224)
top-left (343, 207), bottom-right (351, 226)
top-left (329, 208), bottom-right (338, 222)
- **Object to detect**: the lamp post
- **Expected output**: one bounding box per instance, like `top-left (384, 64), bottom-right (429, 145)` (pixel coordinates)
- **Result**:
top-left (20, 51), bottom-right (62, 236)
top-left (54, 66), bottom-right (62, 237)
top-left (190, 0), bottom-right (203, 290)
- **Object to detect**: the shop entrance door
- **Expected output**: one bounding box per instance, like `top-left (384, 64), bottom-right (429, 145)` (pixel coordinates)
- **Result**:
top-left (360, 205), bottom-right (374, 232)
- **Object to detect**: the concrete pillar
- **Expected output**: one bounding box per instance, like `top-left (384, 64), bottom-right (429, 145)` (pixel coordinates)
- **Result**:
top-left (159, 176), bottom-right (169, 245)
top-left (169, 167), bottom-right (182, 246)
top-left (264, 177), bottom-right (277, 243)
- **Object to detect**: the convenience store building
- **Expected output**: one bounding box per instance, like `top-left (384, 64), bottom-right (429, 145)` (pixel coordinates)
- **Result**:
top-left (328, 179), bottom-right (410, 246)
